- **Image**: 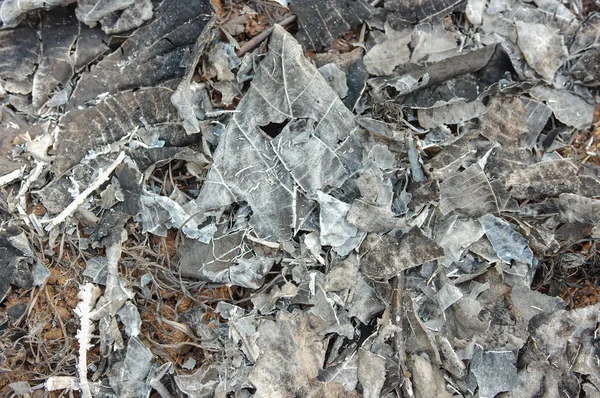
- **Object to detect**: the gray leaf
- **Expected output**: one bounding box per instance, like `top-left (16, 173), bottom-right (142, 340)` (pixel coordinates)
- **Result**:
top-left (478, 214), bottom-right (533, 265)
top-left (439, 164), bottom-right (499, 217)
top-left (360, 228), bottom-right (444, 280)
top-left (195, 26), bottom-right (361, 241)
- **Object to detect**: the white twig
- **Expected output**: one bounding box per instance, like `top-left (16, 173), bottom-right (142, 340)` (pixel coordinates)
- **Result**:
top-left (0, 166), bottom-right (25, 187)
top-left (74, 283), bottom-right (101, 398)
top-left (44, 152), bottom-right (126, 232)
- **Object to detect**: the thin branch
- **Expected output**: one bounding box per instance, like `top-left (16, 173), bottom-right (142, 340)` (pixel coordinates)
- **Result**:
top-left (236, 14), bottom-right (297, 57)
top-left (43, 152), bottom-right (126, 232)
top-left (392, 273), bottom-right (415, 398)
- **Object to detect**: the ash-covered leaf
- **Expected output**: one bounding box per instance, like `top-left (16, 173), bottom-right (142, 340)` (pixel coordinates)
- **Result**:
top-left (32, 8), bottom-right (79, 111)
top-left (317, 192), bottom-right (360, 251)
top-left (171, 19), bottom-right (217, 134)
top-left (175, 367), bottom-right (220, 398)
top-left (53, 87), bottom-right (193, 175)
top-left (178, 229), bottom-right (244, 282)
top-left (318, 63), bottom-right (348, 99)
top-left (386, 0), bottom-right (463, 23)
top-left (436, 284), bottom-right (463, 311)
top-left (0, 106), bottom-right (40, 176)
top-left (0, 0), bottom-right (68, 28)
top-left (418, 99), bottom-right (486, 129)
top-left (439, 164), bottom-right (499, 217)
top-left (347, 274), bottom-right (385, 323)
top-left (69, 0), bottom-right (212, 107)
top-left (117, 301), bottom-right (142, 338)
top-left (109, 336), bottom-right (155, 398)
top-left (138, 189), bottom-right (215, 241)
top-left (249, 310), bottom-right (325, 397)
top-left (358, 348), bottom-right (386, 398)
top-left (360, 228), bottom-right (444, 280)
top-left (510, 285), bottom-right (565, 323)
top-left (289, 0), bottom-right (376, 51)
top-left (229, 256), bottom-right (278, 289)
top-left (318, 349), bottom-right (358, 391)
top-left (505, 159), bottom-right (581, 200)
top-left (557, 193), bottom-right (600, 224)
top-left (99, 0), bottom-right (153, 35)
top-left (76, 0), bottom-right (134, 26)
top-left (72, 24), bottom-right (109, 72)
top-left (479, 95), bottom-right (551, 148)
top-left (324, 255), bottom-right (359, 292)
top-left (0, 23), bottom-right (40, 94)
top-left (426, 133), bottom-right (479, 180)
top-left (82, 257), bottom-right (109, 284)
top-left (410, 353), bottom-right (454, 398)
top-left (529, 304), bottom-right (599, 373)
top-left (411, 22), bottom-right (459, 63)
top-left (363, 25), bottom-right (411, 76)
top-left (347, 200), bottom-right (406, 233)
top-left (529, 85), bottom-right (595, 129)
top-left (434, 214), bottom-right (485, 264)
top-left (194, 26), bottom-right (361, 241)
top-left (478, 214), bottom-right (533, 265)
top-left (0, 232), bottom-right (29, 303)
top-left (272, 120), bottom-right (352, 194)
top-left (470, 346), bottom-right (517, 398)
top-left (516, 21), bottom-right (567, 81)
top-left (368, 44), bottom-right (510, 102)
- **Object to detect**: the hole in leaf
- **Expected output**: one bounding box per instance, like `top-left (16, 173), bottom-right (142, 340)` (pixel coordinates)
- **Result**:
top-left (260, 120), bottom-right (289, 138)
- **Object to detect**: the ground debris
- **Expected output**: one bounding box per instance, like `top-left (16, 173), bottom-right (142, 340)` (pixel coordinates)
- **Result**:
top-left (1, 0), bottom-right (600, 397)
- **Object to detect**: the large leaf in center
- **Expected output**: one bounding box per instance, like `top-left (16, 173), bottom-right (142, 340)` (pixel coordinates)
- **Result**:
top-left (195, 26), bottom-right (360, 241)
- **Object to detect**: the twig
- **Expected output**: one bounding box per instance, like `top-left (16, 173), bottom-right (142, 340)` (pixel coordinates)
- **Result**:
top-left (236, 14), bottom-right (297, 57)
top-left (406, 133), bottom-right (426, 183)
top-left (391, 272), bottom-right (415, 398)
top-left (43, 152), bottom-right (126, 232)
top-left (0, 166), bottom-right (25, 187)
top-left (74, 283), bottom-right (102, 398)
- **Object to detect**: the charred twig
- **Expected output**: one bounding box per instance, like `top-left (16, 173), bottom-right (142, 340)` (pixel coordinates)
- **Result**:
top-left (391, 272), bottom-right (415, 398)
top-left (236, 14), bottom-right (297, 57)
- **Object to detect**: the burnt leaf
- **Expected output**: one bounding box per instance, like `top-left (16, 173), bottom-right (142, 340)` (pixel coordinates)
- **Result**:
top-left (194, 26), bottom-right (361, 241)
top-left (369, 44), bottom-right (506, 91)
top-left (515, 21), bottom-right (567, 81)
top-left (53, 87), bottom-right (193, 175)
top-left (289, 0), bottom-right (376, 51)
top-left (363, 25), bottom-right (411, 76)
top-left (0, 0), bottom-right (68, 28)
top-left (72, 24), bottom-right (109, 72)
top-left (318, 350), bottom-right (358, 391)
top-left (505, 159), bottom-right (581, 200)
top-left (478, 214), bottom-right (533, 265)
top-left (0, 106), bottom-right (41, 176)
top-left (99, 0), bottom-right (153, 35)
top-left (418, 99), bottom-right (486, 129)
top-left (360, 228), bottom-right (444, 280)
top-left (0, 23), bottom-right (40, 94)
top-left (75, 0), bottom-right (135, 27)
top-left (528, 304), bottom-right (599, 374)
top-left (439, 164), bottom-right (499, 217)
top-left (69, 0), bottom-right (212, 107)
top-left (469, 345), bottom-right (517, 397)
top-left (178, 230), bottom-right (244, 281)
top-left (171, 17), bottom-right (217, 134)
top-left (386, 0), bottom-right (464, 24)
top-left (249, 311), bottom-right (326, 396)
top-left (529, 85), bottom-right (595, 130)
top-left (479, 95), bottom-right (551, 149)
top-left (32, 8), bottom-right (79, 111)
